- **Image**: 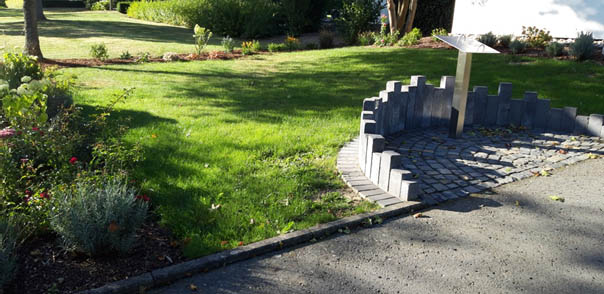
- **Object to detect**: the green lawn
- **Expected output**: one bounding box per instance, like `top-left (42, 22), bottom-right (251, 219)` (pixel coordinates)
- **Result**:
top-left (3, 9), bottom-right (604, 258)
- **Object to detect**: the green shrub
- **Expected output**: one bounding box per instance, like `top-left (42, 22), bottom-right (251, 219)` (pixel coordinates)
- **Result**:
top-left (193, 25), bottom-right (212, 55)
top-left (119, 50), bottom-right (132, 59)
top-left (117, 1), bottom-right (130, 14)
top-left (241, 40), bottom-right (260, 55)
top-left (90, 0), bottom-right (109, 10)
top-left (89, 43), bottom-right (109, 61)
top-left (477, 32), bottom-right (497, 47)
top-left (522, 26), bottom-right (552, 48)
top-left (221, 36), bottom-right (235, 53)
top-left (0, 216), bottom-right (18, 290)
top-left (50, 177), bottom-right (148, 256)
top-left (357, 31), bottom-right (374, 46)
top-left (498, 35), bottom-right (512, 48)
top-left (136, 52), bottom-right (151, 63)
top-left (510, 39), bottom-right (526, 54)
top-left (336, 0), bottom-right (382, 45)
top-left (398, 28), bottom-right (422, 46)
top-left (545, 42), bottom-right (564, 57)
top-left (431, 27), bottom-right (447, 41)
top-left (374, 31), bottom-right (399, 47)
top-left (570, 32), bottom-right (594, 61)
top-left (279, 0), bottom-right (331, 36)
top-left (305, 43), bottom-right (318, 50)
top-left (0, 52), bottom-right (43, 89)
top-left (284, 36), bottom-right (300, 51)
top-left (319, 29), bottom-right (335, 49)
top-left (268, 43), bottom-right (287, 52)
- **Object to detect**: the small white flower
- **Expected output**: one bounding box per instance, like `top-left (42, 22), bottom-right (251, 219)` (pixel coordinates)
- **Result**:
top-left (20, 76), bottom-right (32, 83)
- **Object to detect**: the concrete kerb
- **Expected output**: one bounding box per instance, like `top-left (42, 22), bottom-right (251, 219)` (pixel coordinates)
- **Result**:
top-left (77, 192), bottom-right (429, 294)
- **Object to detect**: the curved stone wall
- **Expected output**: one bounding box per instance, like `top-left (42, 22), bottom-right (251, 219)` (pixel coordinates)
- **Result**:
top-left (357, 75), bottom-right (604, 203)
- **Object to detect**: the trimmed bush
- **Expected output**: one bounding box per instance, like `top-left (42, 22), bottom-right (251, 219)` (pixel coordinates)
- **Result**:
top-left (398, 28), bottom-right (422, 46)
top-left (498, 35), bottom-right (512, 48)
top-left (510, 39), bottom-right (526, 54)
top-left (117, 1), bottom-right (130, 14)
top-left (570, 32), bottom-right (594, 61)
top-left (50, 178), bottom-right (149, 256)
top-left (546, 42), bottom-right (564, 57)
top-left (89, 43), bottom-right (109, 60)
top-left (431, 27), bottom-right (447, 41)
top-left (319, 29), bottom-right (335, 49)
top-left (477, 32), bottom-right (497, 47)
top-left (90, 0), bottom-right (109, 10)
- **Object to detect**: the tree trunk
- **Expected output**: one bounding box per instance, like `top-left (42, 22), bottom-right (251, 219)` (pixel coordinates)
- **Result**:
top-left (387, 0), bottom-right (410, 34)
top-left (404, 0), bottom-right (418, 34)
top-left (37, 0), bottom-right (47, 21)
top-left (23, 0), bottom-right (43, 58)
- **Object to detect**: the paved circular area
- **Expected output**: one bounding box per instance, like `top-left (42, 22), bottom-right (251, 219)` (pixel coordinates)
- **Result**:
top-left (387, 126), bottom-right (604, 203)
top-left (150, 158), bottom-right (604, 294)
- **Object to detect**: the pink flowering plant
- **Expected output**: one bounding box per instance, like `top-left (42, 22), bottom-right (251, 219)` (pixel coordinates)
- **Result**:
top-left (372, 14), bottom-right (399, 47)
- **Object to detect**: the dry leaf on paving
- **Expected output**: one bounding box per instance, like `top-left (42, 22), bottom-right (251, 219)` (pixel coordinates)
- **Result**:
top-left (549, 195), bottom-right (565, 202)
top-left (413, 213), bottom-right (423, 218)
top-left (190, 283), bottom-right (198, 291)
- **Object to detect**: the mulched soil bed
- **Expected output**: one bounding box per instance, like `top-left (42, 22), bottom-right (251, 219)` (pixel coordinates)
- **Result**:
top-left (5, 218), bottom-right (187, 294)
top-left (41, 50), bottom-right (248, 68)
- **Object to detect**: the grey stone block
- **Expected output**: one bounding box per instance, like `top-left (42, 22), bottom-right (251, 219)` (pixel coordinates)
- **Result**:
top-left (404, 86), bottom-right (417, 129)
top-left (521, 92), bottom-right (538, 129)
top-left (386, 80), bottom-right (402, 92)
top-left (509, 99), bottom-right (525, 126)
top-left (362, 98), bottom-right (376, 111)
top-left (410, 75), bottom-right (426, 88)
top-left (370, 152), bottom-right (382, 184)
top-left (588, 114), bottom-right (603, 136)
top-left (378, 151), bottom-right (401, 191)
top-left (374, 98), bottom-right (385, 135)
top-left (421, 85), bottom-right (435, 128)
top-left (440, 76), bottom-right (455, 92)
top-left (485, 95), bottom-right (499, 125)
top-left (473, 86), bottom-right (488, 125)
top-left (359, 119), bottom-right (376, 135)
top-left (364, 135), bottom-right (385, 177)
top-left (562, 107), bottom-right (577, 132)
top-left (464, 91), bottom-right (475, 126)
top-left (574, 115), bottom-right (589, 135)
top-left (399, 180), bottom-right (421, 201)
top-left (358, 134), bottom-right (368, 173)
top-left (496, 100), bottom-right (511, 126)
top-left (380, 90), bottom-right (397, 135)
top-left (398, 91), bottom-right (409, 131)
top-left (535, 98), bottom-right (551, 130)
top-left (431, 88), bottom-right (444, 126)
top-left (548, 108), bottom-right (562, 131)
top-left (361, 110), bottom-right (374, 120)
top-left (498, 82), bottom-right (513, 100)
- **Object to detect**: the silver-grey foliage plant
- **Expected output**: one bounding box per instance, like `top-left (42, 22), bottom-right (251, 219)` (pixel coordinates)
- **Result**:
top-left (0, 216), bottom-right (17, 289)
top-left (570, 31), bottom-right (594, 61)
top-left (50, 178), bottom-right (148, 256)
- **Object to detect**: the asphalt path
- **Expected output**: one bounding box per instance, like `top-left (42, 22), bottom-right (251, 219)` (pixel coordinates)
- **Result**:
top-left (151, 158), bottom-right (604, 294)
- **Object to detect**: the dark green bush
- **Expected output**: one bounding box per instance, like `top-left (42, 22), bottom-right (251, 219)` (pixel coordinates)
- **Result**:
top-left (0, 216), bottom-right (18, 290)
top-left (546, 42), bottom-right (564, 57)
top-left (268, 43), bottom-right (287, 52)
top-left (522, 26), bottom-right (552, 48)
top-left (117, 1), bottom-right (130, 13)
top-left (510, 39), bottom-right (526, 54)
top-left (335, 0), bottom-right (382, 45)
top-left (279, 0), bottom-right (331, 36)
top-left (498, 35), bottom-right (512, 48)
top-left (413, 0), bottom-right (455, 36)
top-left (319, 29), bottom-right (335, 49)
top-left (570, 32), bottom-right (594, 61)
top-left (477, 32), bottom-right (497, 47)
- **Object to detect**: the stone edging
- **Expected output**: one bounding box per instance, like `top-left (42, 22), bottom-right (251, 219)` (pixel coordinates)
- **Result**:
top-left (78, 192), bottom-right (429, 293)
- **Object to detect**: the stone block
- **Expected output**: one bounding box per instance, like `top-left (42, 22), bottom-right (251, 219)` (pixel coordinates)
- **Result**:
top-left (485, 95), bottom-right (499, 125)
top-left (574, 115), bottom-right (589, 135)
top-left (431, 88), bottom-right (445, 126)
top-left (364, 135), bottom-right (385, 177)
top-left (362, 98), bottom-right (376, 111)
top-left (535, 99), bottom-right (551, 130)
top-left (398, 180), bottom-right (421, 201)
top-left (359, 119), bottom-right (376, 135)
top-left (498, 82), bottom-right (513, 100)
top-left (473, 86), bottom-right (488, 125)
top-left (361, 110), bottom-right (374, 120)
top-left (496, 99), bottom-right (510, 126)
top-left (386, 81), bottom-right (402, 92)
top-left (521, 92), bottom-right (538, 129)
top-left (421, 85), bottom-right (435, 128)
top-left (464, 91), bottom-right (475, 126)
top-left (370, 152), bottom-right (382, 184)
top-left (398, 91), bottom-right (409, 131)
top-left (410, 75), bottom-right (426, 88)
top-left (548, 108), bottom-right (562, 131)
top-left (404, 86), bottom-right (417, 129)
top-left (561, 107), bottom-right (577, 132)
top-left (374, 98), bottom-right (385, 135)
top-left (378, 151), bottom-right (401, 191)
top-left (358, 134), bottom-right (368, 172)
top-left (587, 114), bottom-right (603, 137)
top-left (387, 169), bottom-right (412, 198)
top-left (380, 90), bottom-right (396, 136)
top-left (440, 76), bottom-right (455, 94)
top-left (509, 99), bottom-right (525, 126)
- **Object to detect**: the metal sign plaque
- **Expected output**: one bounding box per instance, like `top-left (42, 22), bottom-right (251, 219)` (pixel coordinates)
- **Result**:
top-left (435, 35), bottom-right (499, 54)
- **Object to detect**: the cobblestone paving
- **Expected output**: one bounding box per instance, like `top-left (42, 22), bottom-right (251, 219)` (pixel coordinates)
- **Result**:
top-left (384, 126), bottom-right (604, 205)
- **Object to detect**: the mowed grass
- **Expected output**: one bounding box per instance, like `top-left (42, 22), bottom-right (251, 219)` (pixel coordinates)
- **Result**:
top-left (0, 8), bottom-right (229, 59)
top-left (3, 9), bottom-right (604, 257)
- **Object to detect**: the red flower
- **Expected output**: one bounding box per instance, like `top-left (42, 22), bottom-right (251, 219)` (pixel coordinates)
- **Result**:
top-left (23, 196), bottom-right (30, 203)
top-left (32, 127), bottom-right (39, 131)
top-left (20, 158), bottom-right (29, 164)
top-left (135, 195), bottom-right (150, 202)
top-left (25, 190), bottom-right (33, 196)
top-left (69, 157), bottom-right (78, 165)
top-left (39, 191), bottom-right (50, 199)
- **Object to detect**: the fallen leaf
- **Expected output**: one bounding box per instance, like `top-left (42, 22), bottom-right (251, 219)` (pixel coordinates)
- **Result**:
top-left (220, 240), bottom-right (228, 246)
top-left (250, 218), bottom-right (255, 225)
top-left (588, 153), bottom-right (599, 159)
top-left (151, 134), bottom-right (158, 139)
top-left (413, 213), bottom-right (423, 218)
top-left (515, 200), bottom-right (520, 206)
top-left (549, 195), bottom-right (565, 202)
top-left (238, 241), bottom-right (244, 246)
top-left (108, 221), bottom-right (120, 233)
top-left (190, 283), bottom-right (198, 291)
top-left (557, 149), bottom-right (567, 154)
top-left (539, 170), bottom-right (551, 177)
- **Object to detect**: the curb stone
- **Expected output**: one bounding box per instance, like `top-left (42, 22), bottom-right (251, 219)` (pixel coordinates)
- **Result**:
top-left (78, 195), bottom-right (431, 294)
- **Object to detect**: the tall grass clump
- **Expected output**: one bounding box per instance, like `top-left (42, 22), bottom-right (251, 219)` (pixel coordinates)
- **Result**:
top-left (570, 32), bottom-right (594, 61)
top-left (0, 216), bottom-right (18, 290)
